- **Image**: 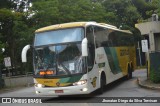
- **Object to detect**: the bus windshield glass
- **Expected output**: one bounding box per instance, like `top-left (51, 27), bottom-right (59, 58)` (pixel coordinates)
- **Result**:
top-left (34, 28), bottom-right (84, 46)
top-left (34, 42), bottom-right (85, 76)
top-left (34, 42), bottom-right (84, 76)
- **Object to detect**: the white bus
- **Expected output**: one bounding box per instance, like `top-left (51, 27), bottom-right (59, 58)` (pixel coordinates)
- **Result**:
top-left (22, 22), bottom-right (136, 96)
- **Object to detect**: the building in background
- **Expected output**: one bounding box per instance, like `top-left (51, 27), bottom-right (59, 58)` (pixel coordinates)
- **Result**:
top-left (135, 14), bottom-right (160, 83)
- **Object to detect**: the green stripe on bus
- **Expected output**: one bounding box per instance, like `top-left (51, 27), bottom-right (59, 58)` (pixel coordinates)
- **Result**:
top-left (59, 75), bottom-right (83, 83)
top-left (104, 47), bottom-right (121, 74)
top-left (110, 47), bottom-right (121, 73)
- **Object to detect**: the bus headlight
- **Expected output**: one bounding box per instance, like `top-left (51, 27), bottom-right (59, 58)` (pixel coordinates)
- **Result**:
top-left (35, 83), bottom-right (44, 88)
top-left (82, 88), bottom-right (88, 91)
top-left (73, 79), bottom-right (87, 86)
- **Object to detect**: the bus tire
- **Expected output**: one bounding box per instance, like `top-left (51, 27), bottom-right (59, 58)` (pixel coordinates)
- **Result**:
top-left (131, 63), bottom-right (134, 72)
top-left (98, 73), bottom-right (106, 94)
top-left (127, 65), bottom-right (132, 79)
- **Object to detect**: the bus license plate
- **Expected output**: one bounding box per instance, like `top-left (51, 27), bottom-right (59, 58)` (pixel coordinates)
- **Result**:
top-left (55, 90), bottom-right (63, 93)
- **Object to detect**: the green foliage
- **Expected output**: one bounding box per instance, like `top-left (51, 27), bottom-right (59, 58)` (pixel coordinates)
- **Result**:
top-left (132, 0), bottom-right (158, 19)
top-left (0, 0), bottom-right (31, 13)
top-left (103, 0), bottom-right (141, 29)
top-left (31, 0), bottom-right (106, 28)
top-left (150, 68), bottom-right (160, 83)
top-left (0, 8), bottom-right (33, 74)
top-left (0, 0), bottom-right (14, 9)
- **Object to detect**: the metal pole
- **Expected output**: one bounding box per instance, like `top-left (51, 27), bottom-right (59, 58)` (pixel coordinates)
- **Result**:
top-left (138, 41), bottom-right (142, 66)
top-left (7, 67), bottom-right (12, 87)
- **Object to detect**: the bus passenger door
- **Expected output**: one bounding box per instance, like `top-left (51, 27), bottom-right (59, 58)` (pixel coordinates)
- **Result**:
top-left (86, 26), bottom-right (99, 91)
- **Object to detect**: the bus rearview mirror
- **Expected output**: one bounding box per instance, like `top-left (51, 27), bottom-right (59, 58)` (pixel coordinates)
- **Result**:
top-left (82, 38), bottom-right (88, 57)
top-left (21, 44), bottom-right (30, 62)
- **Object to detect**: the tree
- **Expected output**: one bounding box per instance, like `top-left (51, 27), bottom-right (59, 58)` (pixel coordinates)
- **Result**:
top-left (30, 0), bottom-right (106, 28)
top-left (0, 0), bottom-right (35, 74)
top-left (132, 0), bottom-right (158, 20)
top-left (0, 8), bottom-right (33, 74)
top-left (102, 0), bottom-right (141, 30)
top-left (0, 41), bottom-right (5, 62)
top-left (0, 0), bottom-right (31, 12)
top-left (0, 0), bottom-right (14, 9)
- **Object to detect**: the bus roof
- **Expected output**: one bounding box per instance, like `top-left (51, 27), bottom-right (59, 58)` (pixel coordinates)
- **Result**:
top-left (35, 22), bottom-right (88, 33)
top-left (35, 22), bottom-right (132, 34)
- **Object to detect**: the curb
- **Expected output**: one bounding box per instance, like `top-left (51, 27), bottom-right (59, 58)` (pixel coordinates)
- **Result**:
top-left (137, 78), bottom-right (160, 90)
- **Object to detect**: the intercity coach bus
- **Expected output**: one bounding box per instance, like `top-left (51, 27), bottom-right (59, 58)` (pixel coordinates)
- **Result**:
top-left (21, 22), bottom-right (136, 96)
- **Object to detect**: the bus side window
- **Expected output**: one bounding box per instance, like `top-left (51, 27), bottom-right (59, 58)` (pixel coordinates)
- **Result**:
top-left (109, 31), bottom-right (134, 47)
top-left (94, 26), bottom-right (110, 48)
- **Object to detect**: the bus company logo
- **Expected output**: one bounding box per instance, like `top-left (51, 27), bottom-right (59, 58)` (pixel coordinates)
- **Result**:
top-left (2, 98), bottom-right (11, 103)
top-left (91, 77), bottom-right (97, 88)
top-left (56, 82), bottom-right (60, 87)
top-left (44, 80), bottom-right (53, 83)
top-left (120, 49), bottom-right (129, 56)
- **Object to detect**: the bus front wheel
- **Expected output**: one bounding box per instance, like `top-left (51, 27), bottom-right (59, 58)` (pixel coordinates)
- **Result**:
top-left (98, 74), bottom-right (106, 94)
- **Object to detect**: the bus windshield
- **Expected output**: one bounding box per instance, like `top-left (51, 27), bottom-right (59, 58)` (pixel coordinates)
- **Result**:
top-left (34, 28), bottom-right (84, 46)
top-left (33, 27), bottom-right (85, 76)
top-left (34, 43), bottom-right (85, 76)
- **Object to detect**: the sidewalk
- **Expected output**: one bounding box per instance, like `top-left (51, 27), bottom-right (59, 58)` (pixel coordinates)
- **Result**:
top-left (136, 69), bottom-right (160, 90)
top-left (0, 85), bottom-right (32, 94)
top-left (0, 82), bottom-right (34, 94)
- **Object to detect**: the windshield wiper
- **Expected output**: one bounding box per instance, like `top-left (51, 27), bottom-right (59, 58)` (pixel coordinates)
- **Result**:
top-left (58, 62), bottom-right (71, 75)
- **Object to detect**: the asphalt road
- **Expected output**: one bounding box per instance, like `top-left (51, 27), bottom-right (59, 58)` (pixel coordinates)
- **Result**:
top-left (0, 69), bottom-right (160, 106)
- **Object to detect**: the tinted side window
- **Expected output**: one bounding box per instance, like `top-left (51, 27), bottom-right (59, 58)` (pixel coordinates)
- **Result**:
top-left (108, 31), bottom-right (134, 47)
top-left (94, 26), bottom-right (111, 47)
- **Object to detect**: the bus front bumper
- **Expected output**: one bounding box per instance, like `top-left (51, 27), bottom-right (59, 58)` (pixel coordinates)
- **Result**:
top-left (35, 84), bottom-right (91, 96)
